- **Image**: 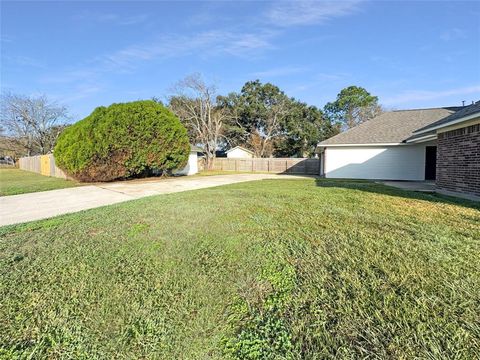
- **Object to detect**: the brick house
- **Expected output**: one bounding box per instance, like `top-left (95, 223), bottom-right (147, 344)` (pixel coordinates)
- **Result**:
top-left (317, 102), bottom-right (480, 200)
top-left (409, 101), bottom-right (480, 199)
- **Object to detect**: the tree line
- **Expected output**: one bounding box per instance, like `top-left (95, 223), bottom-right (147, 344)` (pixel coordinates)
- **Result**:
top-left (168, 74), bottom-right (381, 168)
top-left (0, 75), bottom-right (381, 163)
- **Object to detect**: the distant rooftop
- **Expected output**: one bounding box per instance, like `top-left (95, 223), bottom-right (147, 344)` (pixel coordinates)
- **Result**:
top-left (190, 145), bottom-right (204, 152)
top-left (226, 146), bottom-right (255, 154)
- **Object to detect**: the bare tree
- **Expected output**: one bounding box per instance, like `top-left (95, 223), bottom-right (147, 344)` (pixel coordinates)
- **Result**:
top-left (0, 92), bottom-right (68, 155)
top-left (169, 74), bottom-right (229, 169)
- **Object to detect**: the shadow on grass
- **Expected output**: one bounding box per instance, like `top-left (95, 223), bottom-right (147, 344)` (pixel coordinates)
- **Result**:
top-left (315, 178), bottom-right (480, 211)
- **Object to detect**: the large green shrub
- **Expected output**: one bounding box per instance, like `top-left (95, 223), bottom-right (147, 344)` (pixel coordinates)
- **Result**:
top-left (54, 100), bottom-right (190, 182)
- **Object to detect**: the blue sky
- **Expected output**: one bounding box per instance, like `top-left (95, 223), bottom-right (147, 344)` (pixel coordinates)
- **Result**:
top-left (2, 0), bottom-right (480, 120)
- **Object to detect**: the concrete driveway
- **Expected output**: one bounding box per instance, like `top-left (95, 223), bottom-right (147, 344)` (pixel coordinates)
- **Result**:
top-left (0, 174), bottom-right (311, 226)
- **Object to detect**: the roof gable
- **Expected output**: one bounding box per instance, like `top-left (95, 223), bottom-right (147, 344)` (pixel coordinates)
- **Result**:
top-left (226, 146), bottom-right (255, 154)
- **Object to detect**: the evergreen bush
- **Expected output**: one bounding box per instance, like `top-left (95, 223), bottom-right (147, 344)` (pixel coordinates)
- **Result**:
top-left (54, 100), bottom-right (189, 182)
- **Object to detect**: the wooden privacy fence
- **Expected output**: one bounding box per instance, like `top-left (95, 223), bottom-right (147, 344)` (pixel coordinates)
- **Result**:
top-left (19, 154), bottom-right (320, 178)
top-left (19, 154), bottom-right (69, 179)
top-left (208, 157), bottom-right (320, 175)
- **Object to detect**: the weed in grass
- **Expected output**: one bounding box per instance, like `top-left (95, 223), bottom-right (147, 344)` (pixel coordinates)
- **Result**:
top-left (223, 246), bottom-right (297, 359)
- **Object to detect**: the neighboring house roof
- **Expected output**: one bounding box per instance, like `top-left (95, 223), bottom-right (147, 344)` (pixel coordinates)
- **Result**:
top-left (190, 145), bottom-right (204, 153)
top-left (413, 101), bottom-right (480, 135)
top-left (225, 146), bottom-right (255, 155)
top-left (318, 107), bottom-right (460, 146)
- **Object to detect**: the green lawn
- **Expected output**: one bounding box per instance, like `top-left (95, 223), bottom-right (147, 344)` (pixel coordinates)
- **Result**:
top-left (0, 179), bottom-right (479, 359)
top-left (0, 168), bottom-right (80, 196)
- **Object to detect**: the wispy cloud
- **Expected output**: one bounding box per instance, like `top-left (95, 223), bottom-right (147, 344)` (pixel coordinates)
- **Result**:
top-left (36, 1), bottom-right (364, 106)
top-left (266, 0), bottom-right (362, 26)
top-left (39, 68), bottom-right (97, 84)
top-left (59, 84), bottom-right (104, 103)
top-left (73, 11), bottom-right (149, 26)
top-left (3, 55), bottom-right (45, 68)
top-left (383, 85), bottom-right (480, 105)
top-left (286, 72), bottom-right (350, 97)
top-left (184, 2), bottom-right (233, 27)
top-left (40, 30), bottom-right (275, 86)
top-left (440, 28), bottom-right (467, 41)
top-left (251, 66), bottom-right (307, 78)
top-left (99, 30), bottom-right (275, 70)
top-left (0, 35), bottom-right (14, 43)
top-left (315, 72), bottom-right (349, 81)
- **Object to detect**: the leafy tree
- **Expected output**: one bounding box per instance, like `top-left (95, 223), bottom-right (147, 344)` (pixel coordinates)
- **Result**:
top-left (220, 80), bottom-right (291, 157)
top-left (220, 80), bottom-right (336, 158)
top-left (0, 92), bottom-right (68, 155)
top-left (275, 102), bottom-right (337, 157)
top-left (324, 86), bottom-right (382, 130)
top-left (54, 100), bottom-right (189, 182)
top-left (216, 92), bottom-right (247, 149)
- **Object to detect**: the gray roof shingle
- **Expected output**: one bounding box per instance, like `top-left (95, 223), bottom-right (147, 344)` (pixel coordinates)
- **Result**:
top-left (413, 101), bottom-right (480, 134)
top-left (318, 107), bottom-right (460, 146)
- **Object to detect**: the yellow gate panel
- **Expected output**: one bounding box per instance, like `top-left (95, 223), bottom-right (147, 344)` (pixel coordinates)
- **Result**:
top-left (40, 155), bottom-right (51, 176)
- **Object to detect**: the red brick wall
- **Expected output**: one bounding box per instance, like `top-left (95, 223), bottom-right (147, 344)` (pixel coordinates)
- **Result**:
top-left (436, 123), bottom-right (480, 197)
